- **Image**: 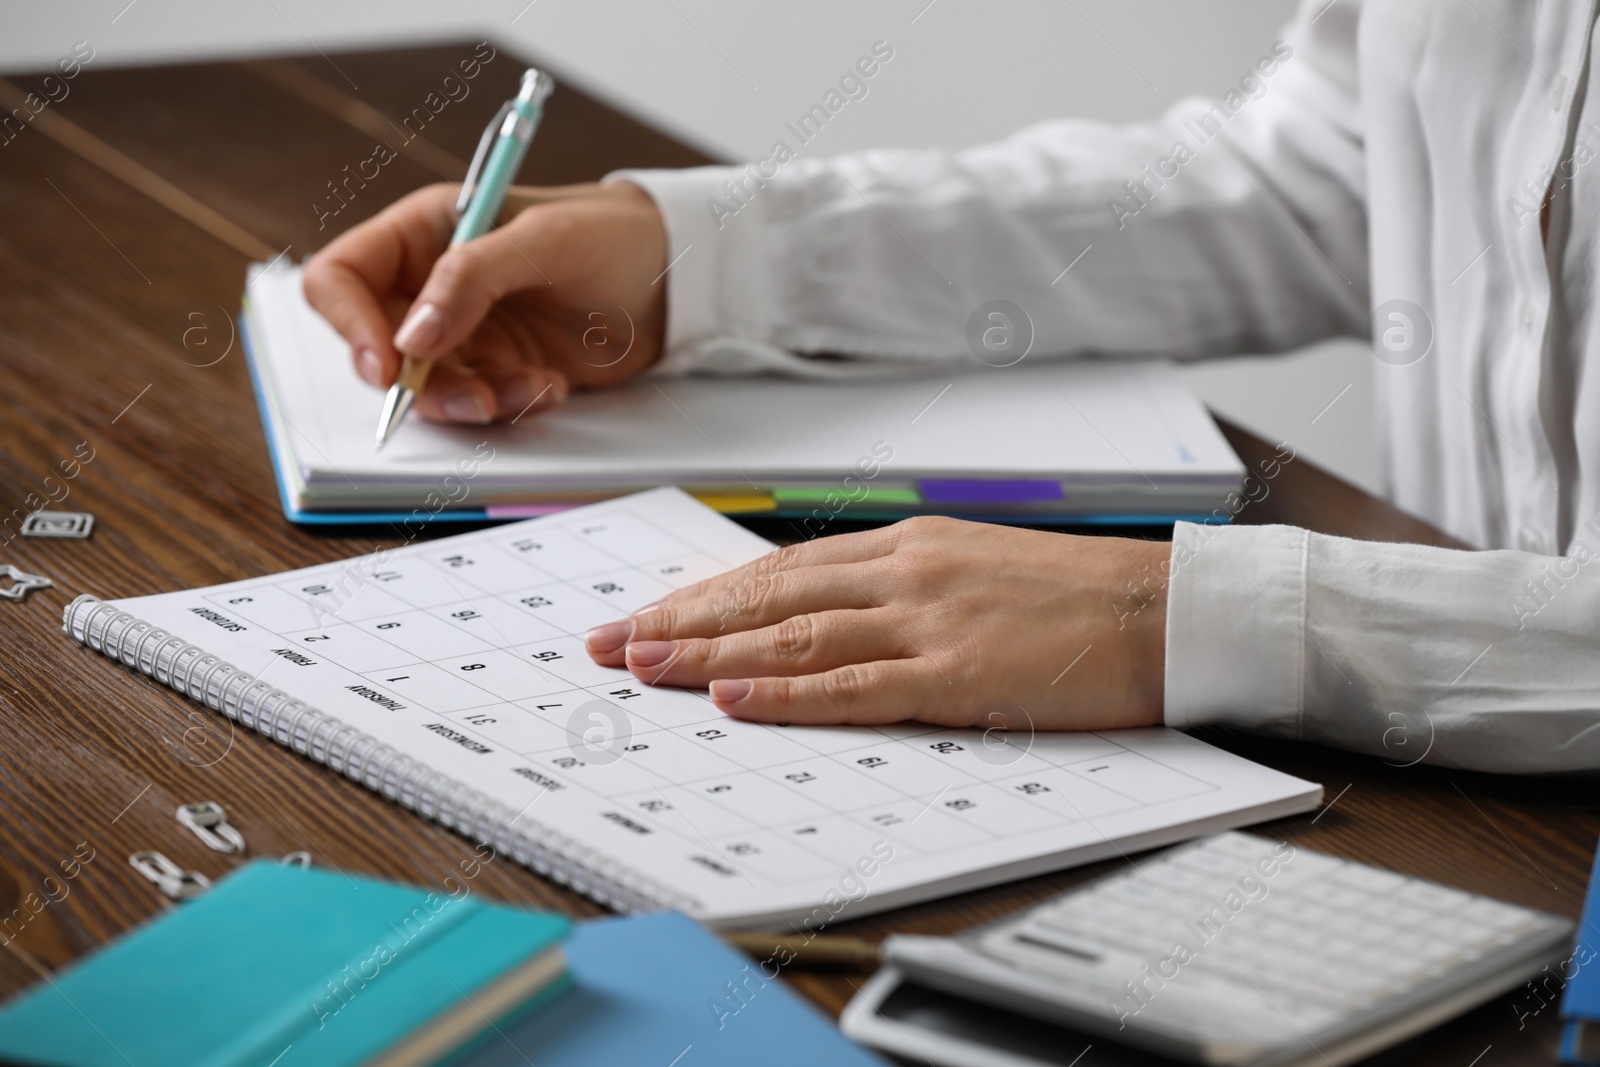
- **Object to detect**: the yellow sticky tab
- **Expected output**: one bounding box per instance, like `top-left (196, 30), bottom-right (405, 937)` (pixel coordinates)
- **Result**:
top-left (692, 492), bottom-right (776, 513)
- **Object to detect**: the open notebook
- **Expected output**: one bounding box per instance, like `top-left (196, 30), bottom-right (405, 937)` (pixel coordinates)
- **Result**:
top-left (65, 489), bottom-right (1319, 928)
top-left (242, 261), bottom-right (1245, 524)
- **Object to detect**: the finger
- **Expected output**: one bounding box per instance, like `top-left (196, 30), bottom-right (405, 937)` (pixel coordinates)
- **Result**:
top-left (669, 529), bottom-right (905, 603)
top-left (622, 609), bottom-right (909, 687)
top-left (303, 184), bottom-right (457, 386)
top-left (481, 365), bottom-right (570, 421)
top-left (708, 659), bottom-right (947, 726)
top-left (302, 260), bottom-right (398, 386)
top-left (584, 563), bottom-right (878, 665)
top-left (621, 527), bottom-right (908, 631)
top-left (410, 359), bottom-right (571, 424)
top-left (392, 206), bottom-right (577, 363)
top-left (454, 308), bottom-right (572, 420)
top-left (497, 183), bottom-right (608, 222)
top-left (410, 361), bottom-right (497, 424)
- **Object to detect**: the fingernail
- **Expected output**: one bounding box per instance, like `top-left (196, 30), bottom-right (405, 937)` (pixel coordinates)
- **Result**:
top-left (394, 302), bottom-right (443, 355)
top-left (625, 640), bottom-right (675, 668)
top-left (356, 346), bottom-right (383, 385)
top-left (710, 679), bottom-right (753, 704)
top-left (442, 390), bottom-right (491, 423)
top-left (634, 601), bottom-right (662, 616)
top-left (496, 375), bottom-right (541, 415)
top-left (585, 620), bottom-right (633, 654)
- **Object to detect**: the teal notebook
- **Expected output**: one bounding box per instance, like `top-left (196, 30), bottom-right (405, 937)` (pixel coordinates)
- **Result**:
top-left (460, 911), bottom-right (889, 1067)
top-left (0, 862), bottom-right (571, 1067)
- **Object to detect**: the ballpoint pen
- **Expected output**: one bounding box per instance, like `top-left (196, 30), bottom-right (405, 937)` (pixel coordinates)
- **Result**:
top-left (374, 68), bottom-right (556, 449)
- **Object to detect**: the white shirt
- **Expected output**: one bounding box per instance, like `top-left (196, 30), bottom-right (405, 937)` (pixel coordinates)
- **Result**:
top-left (612, 0), bottom-right (1600, 773)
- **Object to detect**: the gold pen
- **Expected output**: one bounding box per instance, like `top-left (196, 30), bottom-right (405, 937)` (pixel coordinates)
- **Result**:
top-left (722, 933), bottom-right (881, 970)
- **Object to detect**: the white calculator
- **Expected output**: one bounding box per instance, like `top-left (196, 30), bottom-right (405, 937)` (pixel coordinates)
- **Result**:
top-left (842, 832), bottom-right (1573, 1067)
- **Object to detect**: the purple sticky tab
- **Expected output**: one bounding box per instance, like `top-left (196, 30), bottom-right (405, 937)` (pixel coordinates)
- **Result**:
top-left (918, 479), bottom-right (1064, 504)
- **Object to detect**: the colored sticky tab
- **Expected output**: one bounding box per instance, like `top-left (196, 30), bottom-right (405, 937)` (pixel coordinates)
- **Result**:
top-left (855, 486), bottom-right (921, 505)
top-left (772, 486), bottom-right (922, 505)
top-left (918, 479), bottom-right (1064, 504)
top-left (693, 492), bottom-right (776, 513)
top-left (772, 486), bottom-right (848, 503)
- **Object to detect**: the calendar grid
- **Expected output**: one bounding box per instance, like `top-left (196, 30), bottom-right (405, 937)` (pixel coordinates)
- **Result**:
top-left (201, 504), bottom-right (1225, 885)
top-left (78, 489), bottom-right (1308, 922)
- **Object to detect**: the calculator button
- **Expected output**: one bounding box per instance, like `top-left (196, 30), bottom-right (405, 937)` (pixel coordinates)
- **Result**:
top-left (1028, 913), bottom-right (1122, 950)
top-left (1175, 849), bottom-right (1242, 875)
top-left (1378, 900), bottom-right (1441, 930)
top-left (1264, 896), bottom-right (1328, 924)
top-left (1319, 912), bottom-right (1370, 939)
top-left (1203, 833), bottom-right (1278, 862)
top-left (1458, 897), bottom-right (1533, 930)
top-left (1272, 853), bottom-right (1347, 889)
top-left (1297, 880), bottom-right (1368, 910)
top-left (1285, 901), bottom-right (1341, 930)
top-left (1485, 922), bottom-right (1537, 947)
top-left (1106, 878), bottom-right (1164, 904)
top-left (1413, 938), bottom-right (1467, 962)
top-left (1143, 862), bottom-right (1210, 892)
top-left (1087, 896), bottom-right (1146, 926)
top-left (1395, 881), bottom-right (1473, 913)
top-left (1035, 899), bottom-right (1096, 926)
top-left (1330, 864), bottom-right (1407, 894)
top-left (1010, 923), bottom-right (1111, 962)
top-left (1423, 917), bottom-right (1481, 944)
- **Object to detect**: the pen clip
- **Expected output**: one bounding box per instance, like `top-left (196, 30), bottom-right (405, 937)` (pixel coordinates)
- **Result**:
top-left (456, 100), bottom-right (513, 215)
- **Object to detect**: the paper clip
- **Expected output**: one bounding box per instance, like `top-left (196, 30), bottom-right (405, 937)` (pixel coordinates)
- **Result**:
top-left (0, 563), bottom-right (51, 602)
top-left (176, 801), bottom-right (246, 854)
top-left (20, 511), bottom-right (94, 539)
top-left (279, 851), bottom-right (312, 869)
top-left (129, 850), bottom-right (211, 901)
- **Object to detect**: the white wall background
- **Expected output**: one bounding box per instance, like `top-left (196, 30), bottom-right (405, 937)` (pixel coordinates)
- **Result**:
top-left (4, 0), bottom-right (1381, 494)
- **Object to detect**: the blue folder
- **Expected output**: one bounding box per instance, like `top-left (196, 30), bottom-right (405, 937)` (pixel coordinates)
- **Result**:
top-left (461, 911), bottom-right (888, 1067)
top-left (1560, 839), bottom-right (1600, 1062)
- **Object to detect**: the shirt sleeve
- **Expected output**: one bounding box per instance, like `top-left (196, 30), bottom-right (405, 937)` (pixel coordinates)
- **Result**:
top-left (605, 0), bottom-right (1368, 378)
top-left (1163, 520), bottom-right (1600, 773)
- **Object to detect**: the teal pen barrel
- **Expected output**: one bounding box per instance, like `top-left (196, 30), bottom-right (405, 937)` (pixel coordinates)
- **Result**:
top-left (452, 122), bottom-right (536, 244)
top-left (451, 72), bottom-right (551, 246)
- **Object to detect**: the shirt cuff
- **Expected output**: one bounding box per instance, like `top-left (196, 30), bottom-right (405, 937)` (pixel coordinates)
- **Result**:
top-left (604, 165), bottom-right (767, 377)
top-left (1163, 521), bottom-right (1310, 736)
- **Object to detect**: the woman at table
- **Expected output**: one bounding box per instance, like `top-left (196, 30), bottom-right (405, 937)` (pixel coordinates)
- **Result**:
top-left (303, 0), bottom-right (1600, 774)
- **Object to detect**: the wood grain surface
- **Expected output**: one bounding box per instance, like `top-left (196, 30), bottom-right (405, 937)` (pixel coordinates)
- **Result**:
top-left (0, 42), bottom-right (1591, 1066)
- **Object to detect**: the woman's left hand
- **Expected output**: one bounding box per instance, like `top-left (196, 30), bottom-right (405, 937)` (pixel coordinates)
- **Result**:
top-left (583, 516), bottom-right (1170, 732)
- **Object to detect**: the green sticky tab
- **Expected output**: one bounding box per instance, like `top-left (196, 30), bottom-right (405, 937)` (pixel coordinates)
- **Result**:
top-left (861, 487), bottom-right (921, 504)
top-left (771, 486), bottom-right (921, 505)
top-left (771, 486), bottom-right (837, 503)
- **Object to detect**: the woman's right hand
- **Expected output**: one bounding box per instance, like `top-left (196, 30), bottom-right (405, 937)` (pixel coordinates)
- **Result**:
top-left (302, 181), bottom-right (669, 424)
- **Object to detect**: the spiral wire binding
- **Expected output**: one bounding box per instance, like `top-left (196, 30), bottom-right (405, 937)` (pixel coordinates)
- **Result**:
top-left (64, 594), bottom-right (699, 916)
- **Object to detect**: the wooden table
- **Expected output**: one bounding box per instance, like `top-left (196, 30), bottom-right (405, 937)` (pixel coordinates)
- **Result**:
top-left (0, 42), bottom-right (1591, 1065)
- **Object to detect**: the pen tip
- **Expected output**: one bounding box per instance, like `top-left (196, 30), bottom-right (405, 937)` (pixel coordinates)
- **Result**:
top-left (374, 382), bottom-right (416, 451)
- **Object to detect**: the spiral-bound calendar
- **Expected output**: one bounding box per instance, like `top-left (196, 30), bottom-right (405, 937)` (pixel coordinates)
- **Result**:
top-left (65, 488), bottom-right (1320, 928)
